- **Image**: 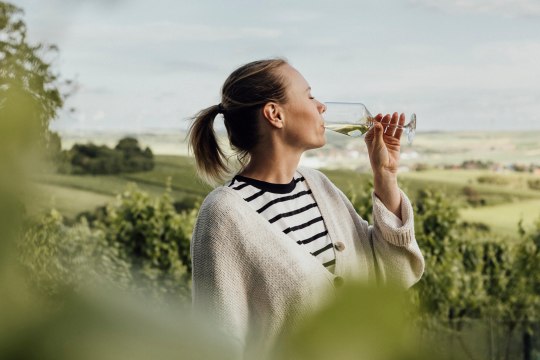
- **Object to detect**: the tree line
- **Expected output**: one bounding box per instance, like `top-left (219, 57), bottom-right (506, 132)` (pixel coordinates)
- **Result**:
top-left (53, 136), bottom-right (155, 175)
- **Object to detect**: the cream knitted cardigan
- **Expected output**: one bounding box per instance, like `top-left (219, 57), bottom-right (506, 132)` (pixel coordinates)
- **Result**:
top-left (191, 167), bottom-right (424, 358)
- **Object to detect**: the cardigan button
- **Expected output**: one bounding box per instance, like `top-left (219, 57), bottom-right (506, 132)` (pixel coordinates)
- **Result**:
top-left (334, 276), bottom-right (345, 288)
top-left (334, 242), bottom-right (345, 252)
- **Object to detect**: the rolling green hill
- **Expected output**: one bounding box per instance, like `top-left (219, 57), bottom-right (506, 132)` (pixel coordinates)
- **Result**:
top-left (30, 155), bottom-right (211, 218)
top-left (31, 155), bottom-right (540, 237)
top-left (398, 169), bottom-right (540, 236)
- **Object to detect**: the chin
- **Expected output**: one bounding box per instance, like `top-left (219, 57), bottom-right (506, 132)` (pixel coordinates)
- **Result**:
top-left (311, 137), bottom-right (326, 150)
top-left (320, 134), bottom-right (327, 147)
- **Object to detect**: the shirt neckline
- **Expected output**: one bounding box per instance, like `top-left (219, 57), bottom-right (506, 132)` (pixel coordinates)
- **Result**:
top-left (221, 172), bottom-right (338, 287)
top-left (232, 174), bottom-right (298, 194)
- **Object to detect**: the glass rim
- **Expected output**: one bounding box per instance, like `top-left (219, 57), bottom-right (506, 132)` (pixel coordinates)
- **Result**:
top-left (323, 101), bottom-right (368, 107)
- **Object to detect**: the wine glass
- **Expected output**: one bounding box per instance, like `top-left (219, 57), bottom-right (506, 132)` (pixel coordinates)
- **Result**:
top-left (323, 101), bottom-right (417, 145)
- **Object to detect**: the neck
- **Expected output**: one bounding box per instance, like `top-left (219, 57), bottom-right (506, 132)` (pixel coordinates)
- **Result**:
top-left (240, 145), bottom-right (302, 184)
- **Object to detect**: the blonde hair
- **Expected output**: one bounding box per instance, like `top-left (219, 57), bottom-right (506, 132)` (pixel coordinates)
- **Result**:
top-left (187, 58), bottom-right (289, 185)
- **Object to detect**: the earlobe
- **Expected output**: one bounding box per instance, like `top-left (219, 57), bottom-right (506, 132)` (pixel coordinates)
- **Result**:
top-left (276, 114), bottom-right (284, 128)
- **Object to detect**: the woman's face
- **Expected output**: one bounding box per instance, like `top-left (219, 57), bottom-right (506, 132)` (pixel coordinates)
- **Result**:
top-left (279, 64), bottom-right (326, 151)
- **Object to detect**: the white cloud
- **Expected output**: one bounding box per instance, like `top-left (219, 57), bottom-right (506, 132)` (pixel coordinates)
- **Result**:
top-left (473, 41), bottom-right (540, 67)
top-left (92, 110), bottom-right (105, 121)
top-left (410, 0), bottom-right (540, 17)
top-left (275, 11), bottom-right (324, 23)
top-left (346, 40), bottom-right (540, 93)
top-left (68, 22), bottom-right (282, 45)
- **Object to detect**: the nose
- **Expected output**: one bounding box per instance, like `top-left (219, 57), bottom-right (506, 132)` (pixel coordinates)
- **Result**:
top-left (318, 101), bottom-right (326, 114)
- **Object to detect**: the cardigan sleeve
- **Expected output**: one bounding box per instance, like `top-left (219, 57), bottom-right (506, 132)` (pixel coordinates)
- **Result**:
top-left (190, 192), bottom-right (250, 357)
top-left (331, 181), bottom-right (424, 288)
top-left (369, 189), bottom-right (425, 288)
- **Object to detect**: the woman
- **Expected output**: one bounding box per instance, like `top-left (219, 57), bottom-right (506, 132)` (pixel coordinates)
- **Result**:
top-left (188, 58), bottom-right (424, 358)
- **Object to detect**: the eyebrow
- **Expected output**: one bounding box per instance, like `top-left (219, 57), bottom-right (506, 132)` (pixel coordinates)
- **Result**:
top-left (305, 87), bottom-right (311, 92)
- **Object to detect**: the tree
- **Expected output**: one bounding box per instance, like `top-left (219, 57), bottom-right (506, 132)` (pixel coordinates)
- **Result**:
top-left (0, 1), bottom-right (70, 256)
top-left (67, 143), bottom-right (123, 174)
top-left (63, 137), bottom-right (154, 174)
top-left (115, 137), bottom-right (154, 172)
top-left (508, 218), bottom-right (540, 360)
top-left (0, 2), bottom-right (68, 154)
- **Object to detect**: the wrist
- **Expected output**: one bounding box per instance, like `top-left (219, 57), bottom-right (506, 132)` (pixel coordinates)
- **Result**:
top-left (373, 184), bottom-right (400, 203)
top-left (373, 171), bottom-right (398, 188)
top-left (373, 173), bottom-right (402, 219)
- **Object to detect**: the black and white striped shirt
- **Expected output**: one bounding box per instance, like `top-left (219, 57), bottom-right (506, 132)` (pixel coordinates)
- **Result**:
top-left (227, 172), bottom-right (336, 273)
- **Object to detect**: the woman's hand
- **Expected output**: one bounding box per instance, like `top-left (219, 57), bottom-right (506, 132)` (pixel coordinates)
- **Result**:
top-left (364, 112), bottom-right (405, 219)
top-left (364, 112), bottom-right (404, 175)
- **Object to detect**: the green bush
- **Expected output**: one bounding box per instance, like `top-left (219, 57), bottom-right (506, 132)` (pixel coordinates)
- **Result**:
top-left (477, 175), bottom-right (511, 186)
top-left (68, 143), bottom-right (123, 175)
top-left (413, 163), bottom-right (432, 171)
top-left (461, 160), bottom-right (493, 170)
top-left (114, 137), bottom-right (154, 172)
top-left (462, 186), bottom-right (486, 206)
top-left (18, 210), bottom-right (133, 299)
top-left (173, 195), bottom-right (203, 213)
top-left (528, 179), bottom-right (540, 191)
top-left (343, 184), bottom-right (540, 357)
top-left (344, 180), bottom-right (373, 223)
top-left (19, 183), bottom-right (198, 304)
top-left (93, 183), bottom-right (196, 301)
top-left (414, 188), bottom-right (459, 261)
top-left (62, 137), bottom-right (154, 175)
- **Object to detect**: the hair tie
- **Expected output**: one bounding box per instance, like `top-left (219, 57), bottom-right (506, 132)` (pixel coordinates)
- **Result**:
top-left (217, 103), bottom-right (225, 114)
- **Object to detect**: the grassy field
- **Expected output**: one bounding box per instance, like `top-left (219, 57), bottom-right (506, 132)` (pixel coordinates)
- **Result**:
top-left (31, 155), bottom-right (540, 237)
top-left (30, 183), bottom-right (114, 217)
top-left (460, 199), bottom-right (540, 236)
top-left (30, 155), bottom-right (211, 218)
top-left (398, 169), bottom-right (540, 236)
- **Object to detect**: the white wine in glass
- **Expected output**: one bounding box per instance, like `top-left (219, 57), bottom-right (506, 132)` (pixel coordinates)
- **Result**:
top-left (323, 101), bottom-right (417, 144)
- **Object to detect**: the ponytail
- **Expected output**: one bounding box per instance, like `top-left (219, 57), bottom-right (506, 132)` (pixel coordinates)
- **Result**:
top-left (187, 105), bottom-right (229, 186)
top-left (188, 58), bottom-right (289, 186)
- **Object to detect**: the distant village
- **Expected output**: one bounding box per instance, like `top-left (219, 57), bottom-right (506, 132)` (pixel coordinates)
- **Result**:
top-left (302, 142), bottom-right (540, 176)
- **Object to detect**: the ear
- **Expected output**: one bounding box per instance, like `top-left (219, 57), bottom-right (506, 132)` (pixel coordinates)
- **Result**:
top-left (262, 102), bottom-right (285, 129)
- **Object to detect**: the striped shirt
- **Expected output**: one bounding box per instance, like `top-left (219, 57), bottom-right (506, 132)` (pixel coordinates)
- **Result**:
top-left (227, 172), bottom-right (336, 273)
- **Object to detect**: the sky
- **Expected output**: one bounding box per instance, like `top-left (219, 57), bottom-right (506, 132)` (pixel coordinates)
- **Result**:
top-left (11, 0), bottom-right (540, 133)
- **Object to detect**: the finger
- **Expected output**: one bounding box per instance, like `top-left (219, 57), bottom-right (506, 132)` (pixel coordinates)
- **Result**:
top-left (394, 113), bottom-right (405, 140)
top-left (381, 114), bottom-right (392, 134)
top-left (372, 113), bottom-right (383, 126)
top-left (388, 112), bottom-right (399, 137)
top-left (367, 114), bottom-right (383, 140)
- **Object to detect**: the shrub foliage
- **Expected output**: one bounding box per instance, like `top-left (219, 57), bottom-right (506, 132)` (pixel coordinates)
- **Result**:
top-left (61, 137), bottom-right (154, 175)
top-left (20, 183), bottom-right (197, 303)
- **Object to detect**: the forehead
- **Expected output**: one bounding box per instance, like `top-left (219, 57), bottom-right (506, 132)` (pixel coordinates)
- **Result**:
top-left (280, 64), bottom-right (310, 91)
